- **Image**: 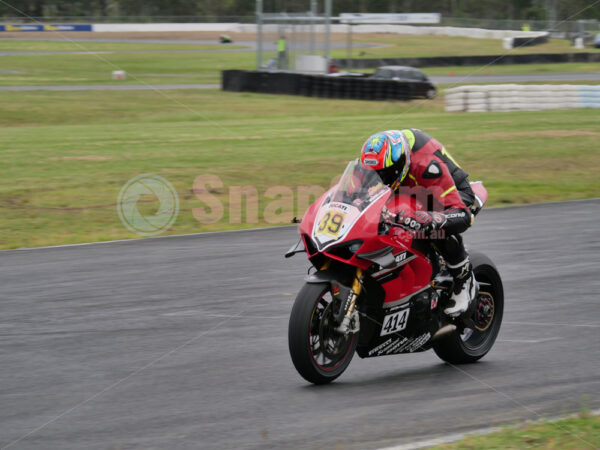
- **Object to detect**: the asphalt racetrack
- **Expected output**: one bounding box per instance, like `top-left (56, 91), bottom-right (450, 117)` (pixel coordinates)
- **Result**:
top-left (1, 199), bottom-right (599, 449)
top-left (1, 73), bottom-right (598, 92)
top-left (2, 73), bottom-right (598, 92)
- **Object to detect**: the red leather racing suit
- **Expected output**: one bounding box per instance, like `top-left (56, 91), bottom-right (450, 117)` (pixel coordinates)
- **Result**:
top-left (399, 128), bottom-right (475, 235)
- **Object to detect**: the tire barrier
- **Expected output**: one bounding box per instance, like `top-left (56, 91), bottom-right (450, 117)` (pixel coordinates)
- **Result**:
top-left (512, 34), bottom-right (549, 47)
top-left (445, 84), bottom-right (600, 112)
top-left (333, 52), bottom-right (600, 69)
top-left (221, 70), bottom-right (427, 101)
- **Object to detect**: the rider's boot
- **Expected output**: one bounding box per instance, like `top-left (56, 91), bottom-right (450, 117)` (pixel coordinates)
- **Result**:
top-left (444, 260), bottom-right (477, 317)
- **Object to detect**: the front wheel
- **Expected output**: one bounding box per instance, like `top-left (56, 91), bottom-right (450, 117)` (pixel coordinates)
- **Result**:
top-left (288, 283), bottom-right (358, 384)
top-left (433, 251), bottom-right (504, 364)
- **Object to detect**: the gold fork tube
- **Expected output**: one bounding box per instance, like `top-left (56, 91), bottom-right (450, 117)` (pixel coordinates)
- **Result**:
top-left (345, 268), bottom-right (363, 317)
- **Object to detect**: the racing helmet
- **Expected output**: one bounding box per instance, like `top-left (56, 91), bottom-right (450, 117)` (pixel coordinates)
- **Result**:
top-left (360, 130), bottom-right (411, 191)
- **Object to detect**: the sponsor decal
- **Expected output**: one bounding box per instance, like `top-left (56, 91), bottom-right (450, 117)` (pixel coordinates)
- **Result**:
top-left (382, 337), bottom-right (409, 355)
top-left (329, 202), bottom-right (350, 212)
top-left (431, 296), bottom-right (438, 310)
top-left (342, 289), bottom-right (354, 312)
top-left (370, 332), bottom-right (432, 356)
top-left (332, 285), bottom-right (340, 296)
top-left (431, 211), bottom-right (446, 225)
top-left (456, 263), bottom-right (471, 280)
top-left (363, 158), bottom-right (378, 166)
top-left (403, 332), bottom-right (431, 353)
top-left (368, 338), bottom-right (393, 356)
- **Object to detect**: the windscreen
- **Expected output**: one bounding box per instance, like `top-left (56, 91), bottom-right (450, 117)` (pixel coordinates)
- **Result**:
top-left (311, 159), bottom-right (389, 250)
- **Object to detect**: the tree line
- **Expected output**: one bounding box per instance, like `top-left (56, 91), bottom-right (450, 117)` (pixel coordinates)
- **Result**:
top-left (4, 0), bottom-right (599, 22)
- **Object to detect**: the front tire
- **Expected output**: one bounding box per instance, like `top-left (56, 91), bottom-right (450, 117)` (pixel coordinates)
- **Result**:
top-left (433, 251), bottom-right (504, 364)
top-left (288, 283), bottom-right (358, 384)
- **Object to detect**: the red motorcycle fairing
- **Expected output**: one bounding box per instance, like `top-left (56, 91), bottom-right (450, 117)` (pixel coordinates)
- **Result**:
top-left (299, 188), bottom-right (434, 308)
top-left (377, 193), bottom-right (434, 306)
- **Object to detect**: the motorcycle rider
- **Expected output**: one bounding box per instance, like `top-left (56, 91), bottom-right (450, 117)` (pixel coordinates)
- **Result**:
top-left (360, 129), bottom-right (477, 316)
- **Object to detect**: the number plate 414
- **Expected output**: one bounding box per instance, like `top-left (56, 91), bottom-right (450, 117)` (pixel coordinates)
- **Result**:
top-left (380, 308), bottom-right (410, 336)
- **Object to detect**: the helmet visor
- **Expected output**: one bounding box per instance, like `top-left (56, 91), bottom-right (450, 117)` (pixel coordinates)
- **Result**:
top-left (376, 153), bottom-right (407, 186)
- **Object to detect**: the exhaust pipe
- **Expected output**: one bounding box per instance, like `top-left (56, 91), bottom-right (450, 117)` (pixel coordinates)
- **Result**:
top-left (431, 324), bottom-right (457, 341)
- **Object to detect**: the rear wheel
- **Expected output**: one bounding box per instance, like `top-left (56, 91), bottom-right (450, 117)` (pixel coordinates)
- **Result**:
top-left (433, 251), bottom-right (504, 364)
top-left (288, 283), bottom-right (358, 384)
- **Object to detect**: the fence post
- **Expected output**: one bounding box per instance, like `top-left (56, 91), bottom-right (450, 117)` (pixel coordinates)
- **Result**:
top-left (256, 0), bottom-right (263, 69)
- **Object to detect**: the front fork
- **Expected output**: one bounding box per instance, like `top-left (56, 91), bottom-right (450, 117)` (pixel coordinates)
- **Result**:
top-left (335, 267), bottom-right (363, 335)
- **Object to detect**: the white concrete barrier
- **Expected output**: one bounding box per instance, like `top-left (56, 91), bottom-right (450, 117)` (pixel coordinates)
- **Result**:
top-left (93, 23), bottom-right (242, 32)
top-left (91, 22), bottom-right (548, 40)
top-left (445, 84), bottom-right (600, 112)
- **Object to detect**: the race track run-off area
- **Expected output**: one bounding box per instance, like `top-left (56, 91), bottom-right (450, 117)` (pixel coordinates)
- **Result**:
top-left (1, 199), bottom-right (599, 449)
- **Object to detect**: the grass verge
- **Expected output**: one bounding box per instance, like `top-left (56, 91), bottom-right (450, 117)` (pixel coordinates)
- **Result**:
top-left (433, 412), bottom-right (600, 449)
top-left (1, 89), bottom-right (599, 249)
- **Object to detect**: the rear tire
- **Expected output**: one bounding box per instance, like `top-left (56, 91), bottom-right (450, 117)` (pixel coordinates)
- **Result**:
top-left (433, 251), bottom-right (504, 364)
top-left (288, 283), bottom-right (358, 384)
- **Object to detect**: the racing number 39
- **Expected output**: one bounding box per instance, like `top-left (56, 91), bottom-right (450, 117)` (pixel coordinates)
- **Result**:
top-left (318, 211), bottom-right (345, 236)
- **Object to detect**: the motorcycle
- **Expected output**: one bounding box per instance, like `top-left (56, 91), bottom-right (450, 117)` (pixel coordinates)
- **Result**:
top-left (285, 159), bottom-right (503, 384)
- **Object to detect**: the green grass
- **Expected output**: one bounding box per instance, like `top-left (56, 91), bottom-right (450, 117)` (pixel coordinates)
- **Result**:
top-left (0, 37), bottom-right (598, 87)
top-left (1, 89), bottom-right (599, 249)
top-left (0, 51), bottom-right (255, 86)
top-left (433, 413), bottom-right (600, 449)
top-left (1, 36), bottom-right (599, 248)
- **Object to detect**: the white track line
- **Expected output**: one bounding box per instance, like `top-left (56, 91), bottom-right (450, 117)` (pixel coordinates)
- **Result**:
top-left (2, 224), bottom-right (296, 252)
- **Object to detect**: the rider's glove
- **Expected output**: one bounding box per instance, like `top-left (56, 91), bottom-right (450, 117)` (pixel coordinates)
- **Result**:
top-left (396, 210), bottom-right (446, 233)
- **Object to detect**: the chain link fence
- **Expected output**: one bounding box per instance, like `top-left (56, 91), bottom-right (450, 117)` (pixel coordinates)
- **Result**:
top-left (256, 13), bottom-right (331, 73)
